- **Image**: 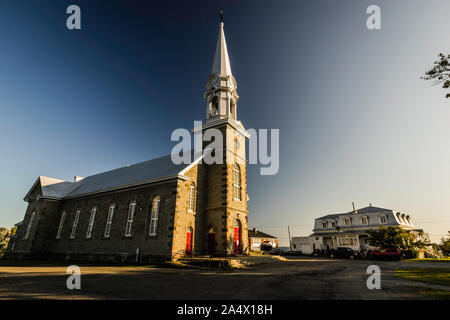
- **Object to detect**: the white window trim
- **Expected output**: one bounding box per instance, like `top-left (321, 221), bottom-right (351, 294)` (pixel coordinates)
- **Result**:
top-left (86, 207), bottom-right (97, 238)
top-left (24, 212), bottom-right (36, 240)
top-left (125, 201), bottom-right (136, 237)
top-left (104, 204), bottom-right (115, 238)
top-left (70, 209), bottom-right (80, 239)
top-left (379, 215), bottom-right (387, 224)
top-left (149, 197), bottom-right (160, 236)
top-left (56, 211), bottom-right (67, 239)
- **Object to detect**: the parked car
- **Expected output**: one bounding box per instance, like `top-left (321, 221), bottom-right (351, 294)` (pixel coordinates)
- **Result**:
top-left (260, 241), bottom-right (273, 254)
top-left (281, 251), bottom-right (302, 256)
top-left (370, 248), bottom-right (401, 261)
top-left (328, 247), bottom-right (359, 259)
top-left (270, 248), bottom-right (283, 255)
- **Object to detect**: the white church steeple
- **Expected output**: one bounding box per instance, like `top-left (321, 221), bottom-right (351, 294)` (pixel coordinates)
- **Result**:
top-left (211, 21), bottom-right (232, 76)
top-left (205, 18), bottom-right (239, 123)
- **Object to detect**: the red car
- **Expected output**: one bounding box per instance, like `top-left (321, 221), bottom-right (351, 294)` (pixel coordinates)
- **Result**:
top-left (370, 248), bottom-right (401, 261)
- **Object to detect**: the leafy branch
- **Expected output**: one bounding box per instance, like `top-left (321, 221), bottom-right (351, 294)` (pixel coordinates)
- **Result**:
top-left (421, 53), bottom-right (450, 98)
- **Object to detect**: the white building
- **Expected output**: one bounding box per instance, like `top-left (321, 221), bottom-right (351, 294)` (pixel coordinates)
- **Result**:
top-left (292, 205), bottom-right (428, 254)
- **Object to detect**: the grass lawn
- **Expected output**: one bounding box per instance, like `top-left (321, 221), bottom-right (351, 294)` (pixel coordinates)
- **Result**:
top-left (413, 287), bottom-right (450, 300)
top-left (396, 268), bottom-right (450, 287)
top-left (404, 257), bottom-right (450, 263)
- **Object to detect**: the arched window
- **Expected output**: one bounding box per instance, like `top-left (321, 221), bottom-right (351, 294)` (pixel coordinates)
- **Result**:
top-left (56, 211), bottom-right (67, 239)
top-left (125, 201), bottom-right (136, 237)
top-left (233, 164), bottom-right (241, 201)
top-left (234, 138), bottom-right (240, 150)
top-left (210, 96), bottom-right (218, 116)
top-left (149, 196), bottom-right (160, 236)
top-left (188, 182), bottom-right (195, 212)
top-left (230, 100), bottom-right (236, 119)
top-left (24, 211), bottom-right (36, 240)
top-left (86, 206), bottom-right (97, 238)
top-left (70, 209), bottom-right (80, 239)
top-left (104, 203), bottom-right (115, 238)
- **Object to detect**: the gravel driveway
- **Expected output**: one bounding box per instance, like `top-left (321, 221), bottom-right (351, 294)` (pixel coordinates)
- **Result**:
top-left (0, 256), bottom-right (447, 299)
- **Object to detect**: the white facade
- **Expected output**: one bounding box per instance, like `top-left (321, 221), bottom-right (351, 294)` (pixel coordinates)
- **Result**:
top-left (291, 237), bottom-right (314, 254)
top-left (295, 205), bottom-right (427, 254)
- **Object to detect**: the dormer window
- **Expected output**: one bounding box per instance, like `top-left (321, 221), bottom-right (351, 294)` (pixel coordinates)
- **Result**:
top-left (331, 220), bottom-right (336, 228)
top-left (344, 217), bottom-right (351, 226)
top-left (322, 221), bottom-right (327, 229)
top-left (361, 216), bottom-right (368, 225)
top-left (379, 215), bottom-right (387, 224)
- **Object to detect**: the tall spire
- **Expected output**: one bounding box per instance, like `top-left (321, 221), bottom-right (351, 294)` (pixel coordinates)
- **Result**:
top-left (204, 13), bottom-right (239, 123)
top-left (211, 20), bottom-right (232, 76)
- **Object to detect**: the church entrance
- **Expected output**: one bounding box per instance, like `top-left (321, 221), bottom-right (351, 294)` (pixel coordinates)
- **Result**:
top-left (185, 227), bottom-right (193, 256)
top-left (207, 233), bottom-right (215, 255)
top-left (234, 220), bottom-right (241, 254)
top-left (207, 226), bottom-right (216, 255)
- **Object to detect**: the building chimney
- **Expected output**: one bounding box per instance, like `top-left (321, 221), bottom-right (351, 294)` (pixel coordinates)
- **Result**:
top-left (253, 227), bottom-right (257, 234)
top-left (74, 176), bottom-right (84, 183)
top-left (352, 202), bottom-right (357, 214)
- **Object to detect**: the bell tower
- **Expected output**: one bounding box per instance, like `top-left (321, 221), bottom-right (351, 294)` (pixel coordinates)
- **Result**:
top-left (201, 15), bottom-right (250, 255)
top-left (204, 20), bottom-right (239, 122)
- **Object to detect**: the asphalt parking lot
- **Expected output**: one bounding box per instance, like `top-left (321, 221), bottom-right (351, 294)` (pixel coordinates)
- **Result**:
top-left (0, 256), bottom-right (447, 299)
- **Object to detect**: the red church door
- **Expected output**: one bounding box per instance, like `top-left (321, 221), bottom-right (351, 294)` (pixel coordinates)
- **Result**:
top-left (234, 220), bottom-right (241, 254)
top-left (186, 228), bottom-right (192, 255)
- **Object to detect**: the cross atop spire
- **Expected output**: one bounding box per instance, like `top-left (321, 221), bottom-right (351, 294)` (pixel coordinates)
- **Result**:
top-left (211, 16), bottom-right (232, 76)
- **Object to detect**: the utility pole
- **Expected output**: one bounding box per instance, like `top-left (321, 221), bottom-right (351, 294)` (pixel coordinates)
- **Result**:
top-left (288, 226), bottom-right (292, 251)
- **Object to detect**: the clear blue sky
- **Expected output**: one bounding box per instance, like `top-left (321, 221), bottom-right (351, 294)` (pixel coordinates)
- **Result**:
top-left (1, 0), bottom-right (450, 245)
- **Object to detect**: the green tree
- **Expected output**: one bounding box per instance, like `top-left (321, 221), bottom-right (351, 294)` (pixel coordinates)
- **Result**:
top-left (0, 227), bottom-right (11, 257)
top-left (368, 226), bottom-right (429, 258)
top-left (422, 53), bottom-right (450, 98)
top-left (440, 231), bottom-right (450, 256)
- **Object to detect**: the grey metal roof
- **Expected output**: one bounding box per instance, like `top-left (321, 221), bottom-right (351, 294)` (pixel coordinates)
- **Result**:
top-left (41, 178), bottom-right (78, 198)
top-left (65, 153), bottom-right (191, 198)
top-left (318, 206), bottom-right (392, 219)
top-left (31, 150), bottom-right (201, 200)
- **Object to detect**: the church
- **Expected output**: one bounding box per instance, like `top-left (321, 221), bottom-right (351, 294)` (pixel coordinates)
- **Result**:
top-left (6, 20), bottom-right (250, 263)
